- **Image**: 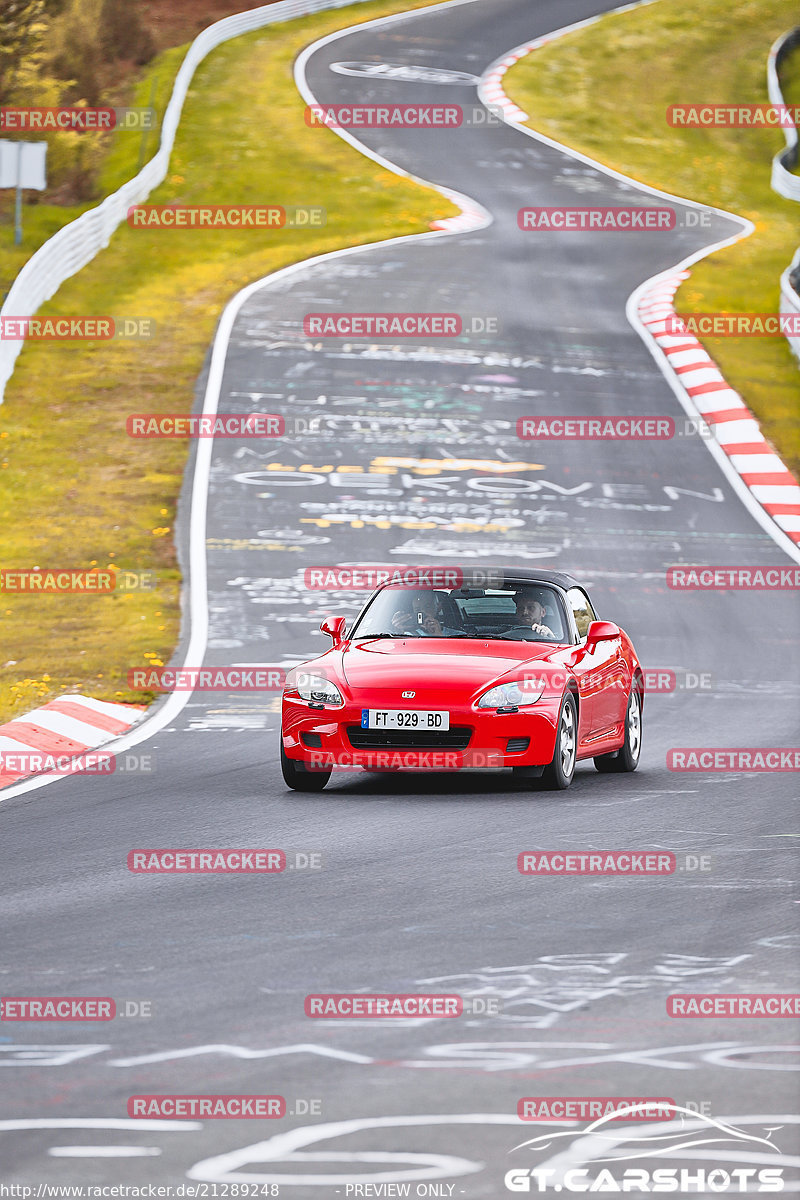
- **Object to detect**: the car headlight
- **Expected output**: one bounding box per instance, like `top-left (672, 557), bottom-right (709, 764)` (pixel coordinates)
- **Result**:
top-left (477, 679), bottom-right (545, 709)
top-left (295, 672), bottom-right (343, 706)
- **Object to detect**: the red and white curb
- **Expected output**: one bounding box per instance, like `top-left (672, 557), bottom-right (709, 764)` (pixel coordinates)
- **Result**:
top-left (478, 4), bottom-right (655, 126)
top-left (481, 45), bottom-right (531, 123)
top-left (0, 696), bottom-right (145, 789)
top-left (638, 273), bottom-right (800, 544)
top-left (479, 11), bottom-right (800, 552)
top-left (430, 192), bottom-right (490, 233)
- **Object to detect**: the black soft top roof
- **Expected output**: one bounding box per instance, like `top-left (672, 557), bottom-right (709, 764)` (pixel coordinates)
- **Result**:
top-left (485, 567), bottom-right (582, 591)
top-left (373, 567), bottom-right (584, 591)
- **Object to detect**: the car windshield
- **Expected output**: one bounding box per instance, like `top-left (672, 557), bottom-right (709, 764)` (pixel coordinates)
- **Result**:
top-left (350, 583), bottom-right (568, 643)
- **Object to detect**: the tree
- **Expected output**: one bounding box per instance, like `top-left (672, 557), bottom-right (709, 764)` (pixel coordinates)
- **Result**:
top-left (0, 0), bottom-right (48, 102)
top-left (99, 0), bottom-right (154, 66)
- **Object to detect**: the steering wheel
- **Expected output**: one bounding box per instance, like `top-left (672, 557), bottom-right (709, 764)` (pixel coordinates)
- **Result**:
top-left (504, 624), bottom-right (559, 640)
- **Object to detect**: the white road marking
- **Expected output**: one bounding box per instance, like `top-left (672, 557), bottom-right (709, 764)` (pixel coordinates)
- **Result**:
top-left (109, 1042), bottom-right (374, 1067)
top-left (0, 1119), bottom-right (200, 1130)
top-left (49, 1146), bottom-right (162, 1157)
top-left (187, 1113), bottom-right (520, 1186)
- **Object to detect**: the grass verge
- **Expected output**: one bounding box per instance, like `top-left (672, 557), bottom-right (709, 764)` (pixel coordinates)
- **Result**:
top-left (0, 0), bottom-right (455, 724)
top-left (503, 0), bottom-right (800, 479)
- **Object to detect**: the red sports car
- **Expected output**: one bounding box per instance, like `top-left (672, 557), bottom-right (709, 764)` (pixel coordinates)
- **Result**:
top-left (280, 568), bottom-right (643, 791)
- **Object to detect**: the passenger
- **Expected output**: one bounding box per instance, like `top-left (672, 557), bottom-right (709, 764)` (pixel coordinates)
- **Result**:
top-left (390, 590), bottom-right (459, 636)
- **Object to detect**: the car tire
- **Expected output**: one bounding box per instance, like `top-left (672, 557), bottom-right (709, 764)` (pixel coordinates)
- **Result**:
top-left (540, 692), bottom-right (577, 790)
top-left (594, 686), bottom-right (642, 774)
top-left (281, 739), bottom-right (331, 791)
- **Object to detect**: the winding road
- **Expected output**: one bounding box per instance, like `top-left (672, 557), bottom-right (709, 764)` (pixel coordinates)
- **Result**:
top-left (1, 0), bottom-right (798, 1191)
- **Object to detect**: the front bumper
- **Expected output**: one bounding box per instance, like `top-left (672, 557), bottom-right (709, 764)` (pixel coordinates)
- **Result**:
top-left (281, 695), bottom-right (560, 772)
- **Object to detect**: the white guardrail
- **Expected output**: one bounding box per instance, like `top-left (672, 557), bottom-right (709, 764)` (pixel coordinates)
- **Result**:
top-left (768, 28), bottom-right (800, 202)
top-left (780, 249), bottom-right (800, 364)
top-left (768, 26), bottom-right (800, 361)
top-left (0, 0), bottom-right (377, 404)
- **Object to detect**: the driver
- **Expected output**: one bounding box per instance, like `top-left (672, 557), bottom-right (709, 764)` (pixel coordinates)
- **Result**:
top-left (513, 588), bottom-right (558, 638)
top-left (390, 590), bottom-right (458, 636)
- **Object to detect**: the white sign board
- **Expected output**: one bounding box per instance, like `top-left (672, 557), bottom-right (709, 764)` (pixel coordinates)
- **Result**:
top-left (0, 140), bottom-right (47, 190)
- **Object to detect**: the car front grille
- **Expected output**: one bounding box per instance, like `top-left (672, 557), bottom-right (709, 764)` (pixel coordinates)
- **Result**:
top-left (347, 726), bottom-right (472, 751)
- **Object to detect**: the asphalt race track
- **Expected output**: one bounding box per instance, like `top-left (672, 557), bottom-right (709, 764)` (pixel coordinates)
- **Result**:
top-left (1, 0), bottom-right (799, 1192)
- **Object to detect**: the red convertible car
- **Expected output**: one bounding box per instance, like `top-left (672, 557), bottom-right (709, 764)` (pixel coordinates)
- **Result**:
top-left (280, 569), bottom-right (643, 792)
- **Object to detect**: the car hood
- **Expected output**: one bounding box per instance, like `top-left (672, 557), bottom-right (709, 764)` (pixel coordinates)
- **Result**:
top-left (340, 638), bottom-right (568, 697)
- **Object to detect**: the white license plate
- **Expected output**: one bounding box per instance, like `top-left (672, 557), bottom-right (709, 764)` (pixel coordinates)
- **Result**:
top-left (362, 709), bottom-right (450, 731)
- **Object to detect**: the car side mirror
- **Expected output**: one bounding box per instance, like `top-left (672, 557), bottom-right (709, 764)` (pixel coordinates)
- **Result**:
top-left (585, 620), bottom-right (620, 646)
top-left (320, 616), bottom-right (346, 647)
